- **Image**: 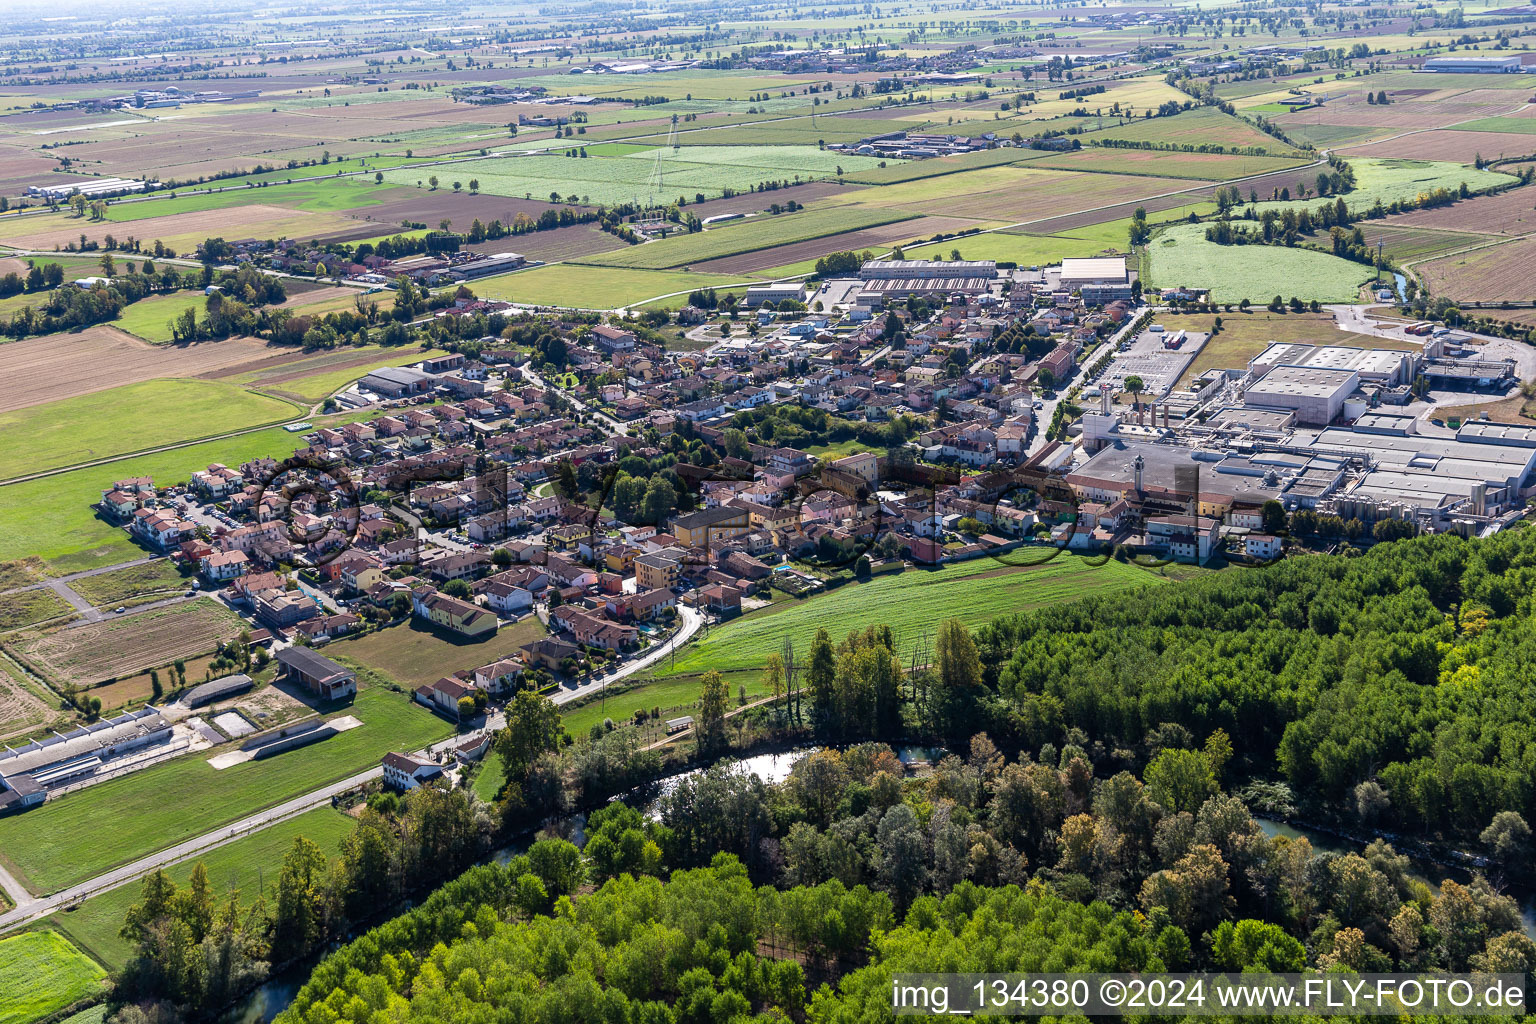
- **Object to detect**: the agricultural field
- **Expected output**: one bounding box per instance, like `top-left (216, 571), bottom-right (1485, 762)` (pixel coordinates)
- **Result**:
top-left (13, 597), bottom-right (246, 687)
top-left (379, 145), bottom-right (887, 209)
top-left (1078, 107), bottom-right (1309, 156)
top-left (111, 290), bottom-right (209, 343)
top-left (839, 146), bottom-right (1048, 185)
top-left (693, 216), bottom-right (967, 275)
top-left (0, 930), bottom-right (106, 1024)
top-left (1146, 222), bottom-right (1374, 304)
top-left (231, 343), bottom-right (443, 405)
top-left (0, 327), bottom-right (295, 412)
top-left (1380, 185), bottom-right (1536, 237)
top-left (327, 615), bottom-right (548, 690)
top-left (1416, 236), bottom-right (1536, 304)
top-left (0, 378), bottom-right (299, 481)
top-left (576, 205), bottom-right (915, 269)
top-left (561, 671), bottom-right (776, 740)
top-left (0, 654), bottom-right (57, 739)
top-left (655, 555), bottom-right (1162, 682)
top-left (1034, 148), bottom-right (1312, 181)
top-left (473, 264), bottom-right (757, 309)
top-left (53, 806), bottom-right (356, 970)
top-left (0, 687), bottom-right (450, 895)
top-left (1369, 224), bottom-right (1499, 263)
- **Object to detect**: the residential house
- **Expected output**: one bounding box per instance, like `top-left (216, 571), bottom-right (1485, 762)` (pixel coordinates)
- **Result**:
top-left (412, 586), bottom-right (499, 637)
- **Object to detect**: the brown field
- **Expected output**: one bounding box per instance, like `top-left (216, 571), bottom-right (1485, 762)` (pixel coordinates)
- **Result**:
top-left (693, 216), bottom-right (978, 274)
top-left (1189, 163), bottom-right (1325, 203)
top-left (1417, 236), bottom-right (1536, 302)
top-left (688, 180), bottom-right (861, 218)
top-left (0, 204), bottom-right (363, 251)
top-left (0, 256), bottom-right (25, 276)
top-left (353, 190), bottom-right (566, 228)
top-left (1380, 186), bottom-right (1536, 236)
top-left (461, 225), bottom-right (628, 263)
top-left (14, 597), bottom-right (244, 687)
top-left (0, 327), bottom-right (300, 410)
top-left (1273, 102), bottom-right (1511, 130)
top-left (271, 286), bottom-right (364, 311)
top-left (1341, 129), bottom-right (1536, 163)
top-left (1011, 193), bottom-right (1194, 235)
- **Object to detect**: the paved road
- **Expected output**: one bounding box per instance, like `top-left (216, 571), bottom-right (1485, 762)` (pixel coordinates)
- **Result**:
top-left (1025, 307), bottom-right (1148, 458)
top-left (0, 604), bottom-right (703, 935)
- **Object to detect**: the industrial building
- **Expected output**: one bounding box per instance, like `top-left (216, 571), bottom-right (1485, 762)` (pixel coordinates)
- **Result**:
top-left (1421, 55), bottom-right (1522, 73)
top-left (857, 259), bottom-right (997, 297)
top-left (1057, 257), bottom-right (1137, 304)
top-left (1242, 365), bottom-right (1360, 425)
top-left (0, 707), bottom-right (173, 811)
top-left (28, 177), bottom-right (152, 200)
top-left (1248, 343), bottom-right (1413, 387)
top-left (362, 366), bottom-right (439, 397)
top-left (744, 282), bottom-right (807, 307)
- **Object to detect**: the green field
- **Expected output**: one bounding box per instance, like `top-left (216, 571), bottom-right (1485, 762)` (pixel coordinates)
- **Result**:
top-left (112, 291), bottom-right (211, 343)
top-left (0, 931), bottom-right (106, 1024)
top-left (577, 206), bottom-right (914, 269)
top-left (101, 179), bottom-right (397, 223)
top-left (0, 379), bottom-right (299, 482)
top-left (66, 559), bottom-right (188, 609)
top-left (1447, 115), bottom-right (1536, 136)
top-left (0, 406), bottom-right (393, 572)
top-left (1247, 158), bottom-right (1517, 218)
top-left (328, 616), bottom-right (547, 690)
top-left (471, 749), bottom-right (507, 802)
top-left (0, 687), bottom-right (450, 894)
top-left (473, 264), bottom-right (758, 309)
top-left (381, 145), bottom-right (886, 208)
top-left (1077, 107), bottom-right (1308, 155)
top-left (53, 807), bottom-right (356, 970)
top-left (839, 146), bottom-right (1049, 185)
top-left (656, 554), bottom-right (1163, 680)
top-left (1146, 222), bottom-right (1373, 303)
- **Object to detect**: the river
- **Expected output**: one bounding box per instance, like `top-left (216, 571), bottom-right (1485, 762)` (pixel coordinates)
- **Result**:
top-left (224, 744), bottom-right (944, 1022)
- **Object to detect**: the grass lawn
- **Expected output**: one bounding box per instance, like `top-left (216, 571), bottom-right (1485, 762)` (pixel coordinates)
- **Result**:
top-left (1147, 223), bottom-right (1373, 303)
top-left (112, 292), bottom-right (207, 344)
top-left (656, 554), bottom-right (1162, 682)
top-left (0, 587), bottom-right (73, 631)
top-left (805, 438), bottom-right (877, 459)
top-left (327, 616), bottom-right (547, 690)
top-left (472, 264), bottom-right (760, 310)
top-left (0, 379), bottom-right (300, 482)
top-left (0, 687), bottom-right (450, 895)
top-left (0, 931), bottom-right (106, 1024)
top-left (52, 807), bottom-right (356, 971)
top-left (471, 750), bottom-right (506, 803)
top-left (67, 559), bottom-right (189, 608)
top-left (1169, 311), bottom-right (1422, 386)
top-left (562, 672), bottom-right (775, 740)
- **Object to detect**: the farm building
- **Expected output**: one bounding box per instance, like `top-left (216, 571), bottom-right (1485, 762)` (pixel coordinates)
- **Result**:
top-left (181, 673), bottom-right (254, 708)
top-left (275, 647), bottom-right (357, 700)
top-left (0, 707), bottom-right (173, 810)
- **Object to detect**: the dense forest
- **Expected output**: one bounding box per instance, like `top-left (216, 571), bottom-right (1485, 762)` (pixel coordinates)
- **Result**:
top-left (108, 529), bottom-right (1536, 1023)
top-left (262, 739), bottom-right (1533, 1024)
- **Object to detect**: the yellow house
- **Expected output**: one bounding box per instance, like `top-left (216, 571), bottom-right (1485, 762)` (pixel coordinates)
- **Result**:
top-left (411, 587), bottom-right (498, 638)
top-left (830, 451), bottom-right (880, 487)
top-left (634, 553), bottom-right (680, 591)
top-left (670, 506), bottom-right (750, 548)
top-left (605, 545), bottom-right (639, 573)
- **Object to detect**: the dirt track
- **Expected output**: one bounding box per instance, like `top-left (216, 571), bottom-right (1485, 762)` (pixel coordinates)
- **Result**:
top-left (0, 327), bottom-right (298, 410)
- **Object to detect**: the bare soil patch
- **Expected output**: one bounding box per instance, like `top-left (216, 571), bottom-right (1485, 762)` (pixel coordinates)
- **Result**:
top-left (0, 327), bottom-right (298, 410)
top-left (14, 597), bottom-right (243, 687)
top-left (694, 216), bottom-right (976, 274)
top-left (1341, 129), bottom-right (1536, 162)
top-left (1417, 235), bottom-right (1536, 302)
top-left (1382, 187), bottom-right (1536, 235)
top-left (1, 204), bottom-right (360, 251)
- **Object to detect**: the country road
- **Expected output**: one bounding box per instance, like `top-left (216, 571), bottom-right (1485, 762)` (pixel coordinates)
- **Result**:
top-left (0, 605), bottom-right (703, 935)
